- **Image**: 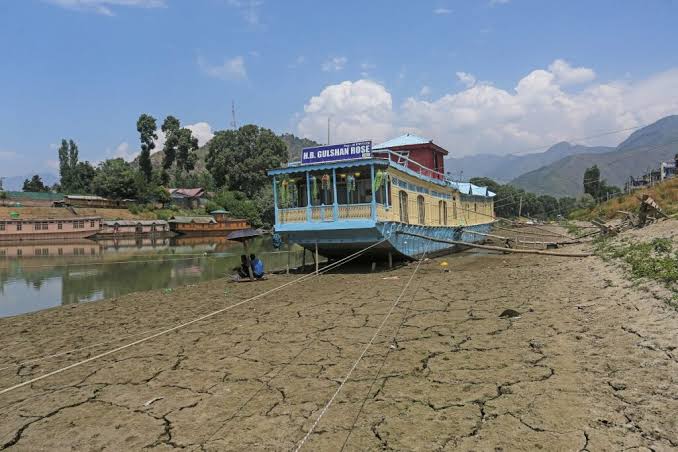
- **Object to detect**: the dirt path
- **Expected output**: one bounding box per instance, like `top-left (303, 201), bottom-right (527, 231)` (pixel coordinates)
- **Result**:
top-left (0, 232), bottom-right (676, 450)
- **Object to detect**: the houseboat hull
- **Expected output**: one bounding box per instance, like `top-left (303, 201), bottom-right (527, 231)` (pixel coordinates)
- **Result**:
top-left (280, 221), bottom-right (492, 260)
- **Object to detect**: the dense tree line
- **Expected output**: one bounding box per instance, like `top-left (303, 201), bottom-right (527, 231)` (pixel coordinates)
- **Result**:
top-left (469, 177), bottom-right (580, 219)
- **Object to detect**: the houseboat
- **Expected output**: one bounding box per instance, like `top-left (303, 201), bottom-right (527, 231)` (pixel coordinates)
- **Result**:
top-left (97, 220), bottom-right (171, 237)
top-left (168, 210), bottom-right (250, 237)
top-left (0, 217), bottom-right (102, 241)
top-left (0, 240), bottom-right (101, 259)
top-left (267, 134), bottom-right (495, 259)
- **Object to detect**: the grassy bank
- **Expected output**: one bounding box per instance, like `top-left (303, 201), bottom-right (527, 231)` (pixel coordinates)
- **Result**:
top-left (570, 178), bottom-right (678, 221)
top-left (594, 236), bottom-right (678, 308)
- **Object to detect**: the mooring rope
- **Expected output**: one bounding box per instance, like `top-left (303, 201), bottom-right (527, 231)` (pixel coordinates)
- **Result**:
top-left (0, 239), bottom-right (388, 397)
top-left (339, 246), bottom-right (431, 451)
top-left (294, 248), bottom-right (429, 451)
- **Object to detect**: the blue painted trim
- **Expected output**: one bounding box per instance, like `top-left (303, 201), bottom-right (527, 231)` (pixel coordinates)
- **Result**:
top-left (305, 172), bottom-right (311, 222)
top-left (268, 158), bottom-right (389, 176)
top-left (272, 176), bottom-right (278, 224)
top-left (332, 168), bottom-right (338, 221)
top-left (370, 165), bottom-right (377, 221)
top-left (276, 219), bottom-right (376, 232)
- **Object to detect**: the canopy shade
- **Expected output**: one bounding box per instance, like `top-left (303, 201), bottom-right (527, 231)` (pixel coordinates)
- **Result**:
top-left (226, 228), bottom-right (264, 242)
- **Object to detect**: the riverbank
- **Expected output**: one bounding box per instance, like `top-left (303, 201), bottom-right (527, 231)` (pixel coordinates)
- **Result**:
top-left (0, 225), bottom-right (676, 450)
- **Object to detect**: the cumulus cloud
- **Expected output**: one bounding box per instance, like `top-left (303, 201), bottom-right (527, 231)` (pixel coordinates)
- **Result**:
top-left (456, 71), bottom-right (476, 88)
top-left (321, 56), bottom-right (348, 72)
top-left (45, 0), bottom-right (165, 16)
top-left (198, 56), bottom-right (247, 81)
top-left (548, 59), bottom-right (596, 85)
top-left (296, 60), bottom-right (678, 157)
top-left (297, 80), bottom-right (395, 144)
top-left (433, 7), bottom-right (452, 14)
top-left (419, 85), bottom-right (432, 97)
top-left (111, 142), bottom-right (137, 161)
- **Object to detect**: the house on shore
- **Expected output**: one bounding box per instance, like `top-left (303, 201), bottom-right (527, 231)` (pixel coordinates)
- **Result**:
top-left (167, 188), bottom-right (208, 209)
top-left (54, 195), bottom-right (135, 209)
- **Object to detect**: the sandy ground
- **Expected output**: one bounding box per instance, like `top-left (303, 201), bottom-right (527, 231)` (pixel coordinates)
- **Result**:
top-left (0, 225), bottom-right (676, 451)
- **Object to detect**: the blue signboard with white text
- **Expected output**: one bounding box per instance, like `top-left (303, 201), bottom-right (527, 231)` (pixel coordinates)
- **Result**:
top-left (301, 141), bottom-right (372, 164)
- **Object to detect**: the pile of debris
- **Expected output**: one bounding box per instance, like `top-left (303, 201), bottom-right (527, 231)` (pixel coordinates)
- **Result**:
top-left (593, 195), bottom-right (668, 236)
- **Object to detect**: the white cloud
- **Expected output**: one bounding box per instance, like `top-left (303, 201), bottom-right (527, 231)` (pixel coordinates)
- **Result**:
top-left (226, 0), bottom-right (263, 25)
top-left (45, 0), bottom-right (165, 16)
top-left (198, 55), bottom-right (247, 81)
top-left (297, 80), bottom-right (395, 144)
top-left (321, 56), bottom-right (348, 72)
top-left (419, 85), bottom-right (432, 97)
top-left (548, 59), bottom-right (596, 85)
top-left (433, 7), bottom-right (452, 14)
top-left (295, 60), bottom-right (678, 157)
top-left (109, 141), bottom-right (138, 161)
top-left (456, 71), bottom-right (476, 88)
top-left (489, 0), bottom-right (510, 5)
top-left (185, 122), bottom-right (215, 146)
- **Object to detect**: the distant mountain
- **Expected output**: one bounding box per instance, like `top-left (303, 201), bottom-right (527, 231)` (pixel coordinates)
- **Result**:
top-left (510, 115), bottom-right (678, 197)
top-left (445, 142), bottom-right (613, 182)
top-left (2, 173), bottom-right (59, 191)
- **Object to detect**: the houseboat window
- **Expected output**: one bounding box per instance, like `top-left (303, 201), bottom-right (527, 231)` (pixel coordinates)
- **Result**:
top-left (452, 198), bottom-right (458, 220)
top-left (90, 220), bottom-right (95, 228)
top-left (439, 201), bottom-right (448, 225)
top-left (17, 249), bottom-right (22, 256)
top-left (57, 222), bottom-right (63, 230)
top-left (335, 167), bottom-right (372, 205)
top-left (417, 195), bottom-right (425, 224)
top-left (0, 223), bottom-right (4, 231)
top-left (16, 222), bottom-right (22, 231)
top-left (474, 202), bottom-right (477, 212)
top-left (58, 248), bottom-right (63, 256)
top-left (398, 191), bottom-right (409, 222)
top-left (307, 172), bottom-right (334, 206)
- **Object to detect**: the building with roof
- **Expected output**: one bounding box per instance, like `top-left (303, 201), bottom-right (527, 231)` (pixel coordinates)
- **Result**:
top-left (373, 133), bottom-right (448, 180)
top-left (167, 210), bottom-right (249, 236)
top-left (98, 220), bottom-right (170, 237)
top-left (55, 195), bottom-right (135, 209)
top-left (167, 188), bottom-right (207, 209)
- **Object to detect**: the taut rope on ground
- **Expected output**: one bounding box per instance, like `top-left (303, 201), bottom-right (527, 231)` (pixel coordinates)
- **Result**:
top-left (294, 248), bottom-right (429, 451)
top-left (0, 239), bottom-right (388, 397)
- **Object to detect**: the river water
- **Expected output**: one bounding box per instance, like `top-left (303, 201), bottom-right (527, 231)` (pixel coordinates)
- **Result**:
top-left (0, 236), bottom-right (307, 318)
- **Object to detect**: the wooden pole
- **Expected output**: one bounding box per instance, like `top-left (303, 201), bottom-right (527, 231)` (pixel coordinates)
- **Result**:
top-left (315, 242), bottom-right (319, 274)
top-left (388, 252), bottom-right (393, 269)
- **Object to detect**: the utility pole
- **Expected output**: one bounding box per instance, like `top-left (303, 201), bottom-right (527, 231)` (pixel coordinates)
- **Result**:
top-left (230, 100), bottom-right (237, 130)
top-left (518, 195), bottom-right (523, 218)
top-left (327, 117), bottom-right (330, 145)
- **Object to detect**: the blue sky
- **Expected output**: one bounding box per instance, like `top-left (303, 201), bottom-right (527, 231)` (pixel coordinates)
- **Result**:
top-left (1, 0), bottom-right (678, 177)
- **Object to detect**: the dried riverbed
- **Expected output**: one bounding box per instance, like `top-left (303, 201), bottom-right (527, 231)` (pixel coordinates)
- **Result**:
top-left (0, 226), bottom-right (676, 451)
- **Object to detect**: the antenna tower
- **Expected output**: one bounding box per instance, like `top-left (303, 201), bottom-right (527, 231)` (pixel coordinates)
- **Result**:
top-left (230, 100), bottom-right (237, 129)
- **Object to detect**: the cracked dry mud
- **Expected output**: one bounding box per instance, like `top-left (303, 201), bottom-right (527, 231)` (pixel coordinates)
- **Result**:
top-left (1, 231), bottom-right (677, 451)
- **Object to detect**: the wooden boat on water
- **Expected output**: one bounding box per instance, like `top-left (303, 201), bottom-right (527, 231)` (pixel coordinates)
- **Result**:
top-left (168, 210), bottom-right (250, 237)
top-left (267, 134), bottom-right (496, 260)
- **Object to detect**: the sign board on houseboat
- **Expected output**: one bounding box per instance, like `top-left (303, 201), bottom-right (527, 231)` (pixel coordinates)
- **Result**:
top-left (301, 141), bottom-right (372, 164)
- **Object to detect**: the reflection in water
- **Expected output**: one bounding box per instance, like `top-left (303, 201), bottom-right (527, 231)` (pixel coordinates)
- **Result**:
top-left (0, 236), bottom-right (305, 318)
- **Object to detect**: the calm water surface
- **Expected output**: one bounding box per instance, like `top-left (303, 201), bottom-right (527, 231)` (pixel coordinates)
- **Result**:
top-left (0, 236), bottom-right (306, 318)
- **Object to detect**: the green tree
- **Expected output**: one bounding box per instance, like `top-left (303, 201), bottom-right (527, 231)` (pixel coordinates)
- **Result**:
top-left (175, 127), bottom-right (199, 175)
top-left (92, 158), bottom-right (138, 199)
top-left (22, 175), bottom-right (49, 192)
top-left (57, 139), bottom-right (95, 193)
top-left (161, 115), bottom-right (180, 170)
top-left (136, 114), bottom-right (158, 181)
top-left (583, 165), bottom-right (602, 200)
top-left (206, 124), bottom-right (287, 197)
